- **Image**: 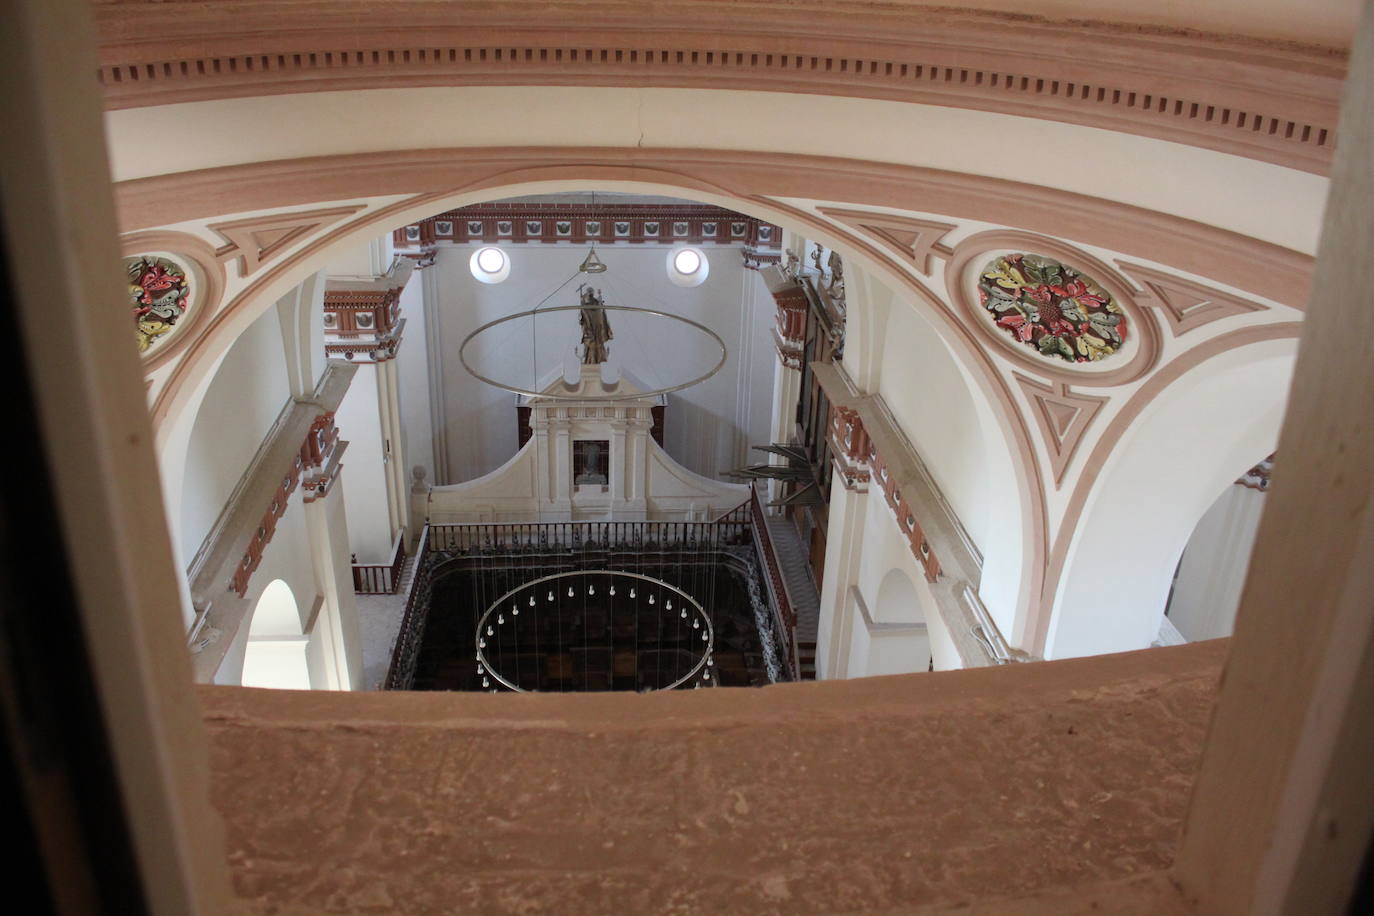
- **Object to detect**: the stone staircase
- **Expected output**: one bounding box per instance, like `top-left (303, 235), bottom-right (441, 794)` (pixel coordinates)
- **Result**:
top-left (763, 514), bottom-right (821, 680)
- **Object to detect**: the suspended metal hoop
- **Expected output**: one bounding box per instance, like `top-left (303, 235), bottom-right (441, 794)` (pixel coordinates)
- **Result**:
top-left (475, 569), bottom-right (715, 692)
top-left (458, 304), bottom-right (728, 401)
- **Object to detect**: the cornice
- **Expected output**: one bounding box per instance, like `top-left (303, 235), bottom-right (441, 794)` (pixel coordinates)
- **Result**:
top-left (93, 2), bottom-right (1345, 174)
top-left (399, 203), bottom-right (780, 249)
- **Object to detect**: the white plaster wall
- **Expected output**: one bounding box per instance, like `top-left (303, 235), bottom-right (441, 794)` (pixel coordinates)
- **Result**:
top-left (431, 243), bottom-right (774, 484)
top-left (878, 303), bottom-right (992, 553)
top-left (210, 492), bottom-right (324, 684)
top-left (178, 301), bottom-right (291, 562)
top-left (845, 571), bottom-right (934, 678)
top-left (335, 366), bottom-right (394, 563)
top-left (1047, 340), bottom-right (1295, 659)
top-left (1167, 483), bottom-right (1268, 641)
top-left (852, 488), bottom-right (960, 671)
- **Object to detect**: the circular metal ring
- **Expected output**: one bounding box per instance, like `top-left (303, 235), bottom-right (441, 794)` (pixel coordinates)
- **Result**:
top-left (458, 304), bottom-right (728, 401)
top-left (474, 569), bottom-right (715, 692)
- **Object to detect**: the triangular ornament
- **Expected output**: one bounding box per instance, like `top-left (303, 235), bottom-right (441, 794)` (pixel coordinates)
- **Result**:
top-left (817, 207), bottom-right (955, 275)
top-left (1119, 262), bottom-right (1266, 337)
top-left (211, 205), bottom-right (366, 277)
top-left (1014, 374), bottom-right (1109, 487)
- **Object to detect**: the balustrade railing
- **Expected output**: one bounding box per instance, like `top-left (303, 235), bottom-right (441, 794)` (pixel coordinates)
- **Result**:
top-left (749, 483), bottom-right (800, 679)
top-left (426, 509), bottom-right (750, 557)
top-left (352, 528), bottom-right (407, 594)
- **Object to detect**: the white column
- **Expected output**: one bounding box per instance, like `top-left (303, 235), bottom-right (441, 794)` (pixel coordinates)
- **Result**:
top-left (552, 414), bottom-right (573, 517)
top-left (335, 363), bottom-right (393, 562)
top-left (609, 417), bottom-right (627, 505)
top-left (375, 355), bottom-right (411, 542)
top-left (303, 477), bottom-right (363, 690)
top-left (1167, 483), bottom-right (1266, 641)
top-left (421, 263), bottom-right (451, 484)
top-left (816, 477), bottom-right (869, 679)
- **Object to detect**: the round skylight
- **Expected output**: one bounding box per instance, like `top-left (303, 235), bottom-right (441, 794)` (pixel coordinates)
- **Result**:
top-left (666, 246), bottom-right (708, 287)
top-left (470, 246), bottom-right (510, 284)
top-left (673, 248), bottom-right (701, 275)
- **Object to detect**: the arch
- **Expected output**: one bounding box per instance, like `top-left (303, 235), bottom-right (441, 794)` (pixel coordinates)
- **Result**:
top-left (241, 579), bottom-right (311, 689)
top-left (1046, 331), bottom-right (1299, 659)
top-left (847, 568), bottom-right (933, 678)
top-left (141, 167), bottom-right (1049, 656)
top-left (874, 567), bottom-right (929, 625)
top-left (1165, 463), bottom-right (1270, 642)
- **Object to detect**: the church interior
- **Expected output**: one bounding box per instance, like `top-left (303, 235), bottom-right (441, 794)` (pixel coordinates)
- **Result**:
top-left (2, 0), bottom-right (1373, 912)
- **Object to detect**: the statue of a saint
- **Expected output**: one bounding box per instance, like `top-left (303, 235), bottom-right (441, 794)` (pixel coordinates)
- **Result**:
top-left (577, 285), bottom-right (613, 364)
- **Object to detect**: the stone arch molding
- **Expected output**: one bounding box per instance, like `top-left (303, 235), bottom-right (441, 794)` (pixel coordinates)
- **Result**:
top-left (122, 150), bottom-right (1307, 657)
top-left (131, 164), bottom-right (1058, 659)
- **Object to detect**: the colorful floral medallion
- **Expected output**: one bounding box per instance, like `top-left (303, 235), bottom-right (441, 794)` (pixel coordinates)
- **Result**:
top-left (125, 255), bottom-right (190, 354)
top-left (977, 254), bottom-right (1126, 363)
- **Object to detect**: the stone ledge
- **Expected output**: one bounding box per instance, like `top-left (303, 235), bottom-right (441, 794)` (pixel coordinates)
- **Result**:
top-left (203, 639), bottom-right (1225, 913)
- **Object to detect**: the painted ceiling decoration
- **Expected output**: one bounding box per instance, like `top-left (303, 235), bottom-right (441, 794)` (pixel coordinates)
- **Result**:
top-left (126, 254), bottom-right (190, 355)
top-left (1014, 374), bottom-right (1110, 487)
top-left (979, 254), bottom-right (1126, 365)
top-left (1118, 262), bottom-right (1271, 336)
top-left (210, 205), bottom-right (367, 278)
top-left (947, 230), bottom-right (1160, 387)
top-left (815, 207), bottom-right (954, 276)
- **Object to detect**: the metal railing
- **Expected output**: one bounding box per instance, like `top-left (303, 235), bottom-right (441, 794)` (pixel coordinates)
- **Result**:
top-left (425, 511), bottom-right (750, 557)
top-left (352, 528), bottom-right (407, 594)
top-left (384, 526), bottom-right (432, 690)
top-left (382, 502), bottom-right (809, 690)
top-left (749, 483), bottom-right (800, 679)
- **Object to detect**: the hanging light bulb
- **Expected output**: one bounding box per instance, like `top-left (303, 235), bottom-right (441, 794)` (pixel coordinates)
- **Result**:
top-left (707, 656), bottom-right (714, 667)
top-left (701, 632), bottom-right (708, 641)
top-left (666, 599), bottom-right (672, 610)
top-left (589, 584), bottom-right (595, 596)
top-left (512, 605), bottom-right (520, 616)
top-left (477, 664), bottom-right (485, 675)
top-left (487, 625), bottom-right (494, 636)
top-left (629, 588), bottom-right (636, 598)
top-left (609, 585), bottom-right (616, 596)
top-left (482, 677), bottom-right (490, 688)
top-left (693, 620), bottom-right (700, 630)
top-left (479, 639), bottom-right (486, 648)
top-left (529, 595), bottom-right (536, 606)
top-left (547, 591), bottom-right (554, 602)
top-left (680, 608), bottom-right (687, 619)
top-left (568, 586), bottom-right (575, 598)
top-left (703, 670), bottom-right (710, 680)
top-left (498, 614), bottom-right (505, 625)
top-left (649, 594), bottom-right (655, 605)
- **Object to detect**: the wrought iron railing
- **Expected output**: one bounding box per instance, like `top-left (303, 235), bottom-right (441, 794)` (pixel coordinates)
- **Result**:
top-left (381, 500), bottom-right (811, 691)
top-left (384, 526), bottom-right (432, 690)
top-left (749, 483), bottom-right (800, 679)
